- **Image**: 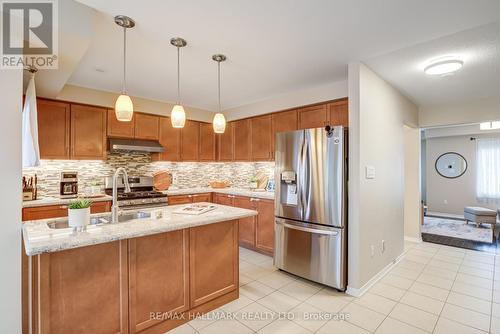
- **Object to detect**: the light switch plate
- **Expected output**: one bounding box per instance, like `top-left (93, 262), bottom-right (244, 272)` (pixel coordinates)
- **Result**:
top-left (365, 166), bottom-right (376, 179)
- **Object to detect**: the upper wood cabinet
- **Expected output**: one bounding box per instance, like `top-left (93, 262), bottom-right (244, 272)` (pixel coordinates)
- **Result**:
top-left (298, 104), bottom-right (328, 129)
top-left (154, 116), bottom-right (181, 161)
top-left (128, 230), bottom-right (189, 333)
top-left (271, 109), bottom-right (298, 159)
top-left (134, 113), bottom-right (160, 140)
top-left (217, 122), bottom-right (234, 161)
top-left (180, 120), bottom-right (200, 161)
top-left (37, 99), bottom-right (70, 159)
top-left (328, 98), bottom-right (348, 127)
top-left (107, 109), bottom-right (135, 138)
top-left (199, 123), bottom-right (216, 161)
top-left (250, 115), bottom-right (272, 161)
top-left (70, 104), bottom-right (107, 160)
top-left (233, 119), bottom-right (251, 161)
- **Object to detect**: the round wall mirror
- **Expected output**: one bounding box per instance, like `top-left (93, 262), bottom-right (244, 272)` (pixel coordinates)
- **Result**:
top-left (435, 152), bottom-right (467, 179)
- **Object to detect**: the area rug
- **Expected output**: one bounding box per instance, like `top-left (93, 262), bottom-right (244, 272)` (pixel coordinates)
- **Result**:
top-left (422, 216), bottom-right (493, 243)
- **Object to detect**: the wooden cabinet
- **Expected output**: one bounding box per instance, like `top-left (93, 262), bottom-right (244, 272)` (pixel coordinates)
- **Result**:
top-left (199, 123), bottom-right (216, 161)
top-left (168, 193), bottom-right (212, 205)
top-left (107, 109), bottom-right (135, 138)
top-left (250, 115), bottom-right (272, 161)
top-left (233, 196), bottom-right (256, 248)
top-left (298, 104), bottom-right (328, 129)
top-left (135, 113), bottom-right (160, 140)
top-left (181, 120), bottom-right (200, 161)
top-left (189, 220), bottom-right (238, 307)
top-left (214, 193), bottom-right (235, 206)
top-left (32, 241), bottom-right (128, 334)
top-left (128, 230), bottom-right (189, 333)
top-left (37, 99), bottom-right (70, 159)
top-left (328, 98), bottom-right (348, 127)
top-left (154, 117), bottom-right (181, 161)
top-left (233, 119), bottom-right (251, 161)
top-left (70, 104), bottom-right (107, 159)
top-left (271, 109), bottom-right (298, 158)
top-left (255, 199), bottom-right (274, 254)
top-left (22, 201), bottom-right (111, 221)
top-left (217, 122), bottom-right (234, 161)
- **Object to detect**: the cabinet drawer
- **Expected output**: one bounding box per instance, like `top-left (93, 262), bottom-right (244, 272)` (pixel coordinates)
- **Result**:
top-left (22, 201), bottom-right (112, 221)
top-left (168, 195), bottom-right (192, 205)
top-left (191, 193), bottom-right (212, 203)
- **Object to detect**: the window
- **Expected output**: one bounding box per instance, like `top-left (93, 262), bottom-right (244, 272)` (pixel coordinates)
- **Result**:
top-left (476, 137), bottom-right (500, 200)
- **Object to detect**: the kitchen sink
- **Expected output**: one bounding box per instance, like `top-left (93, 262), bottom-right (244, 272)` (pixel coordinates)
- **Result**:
top-left (46, 211), bottom-right (152, 229)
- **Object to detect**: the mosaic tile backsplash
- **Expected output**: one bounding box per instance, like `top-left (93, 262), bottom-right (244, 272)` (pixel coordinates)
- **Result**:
top-left (23, 152), bottom-right (275, 198)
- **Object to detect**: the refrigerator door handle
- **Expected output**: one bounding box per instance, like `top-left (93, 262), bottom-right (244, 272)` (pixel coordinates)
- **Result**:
top-left (277, 220), bottom-right (339, 236)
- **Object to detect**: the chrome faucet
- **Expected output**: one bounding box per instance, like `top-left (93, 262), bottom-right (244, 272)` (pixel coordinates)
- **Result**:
top-left (111, 167), bottom-right (131, 224)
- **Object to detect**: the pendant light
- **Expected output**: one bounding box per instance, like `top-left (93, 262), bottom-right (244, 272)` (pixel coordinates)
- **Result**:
top-left (170, 37), bottom-right (187, 128)
top-left (212, 54), bottom-right (227, 134)
top-left (114, 15), bottom-right (135, 122)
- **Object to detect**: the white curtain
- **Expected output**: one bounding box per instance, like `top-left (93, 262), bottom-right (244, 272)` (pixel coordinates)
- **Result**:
top-left (22, 73), bottom-right (40, 167)
top-left (476, 137), bottom-right (500, 201)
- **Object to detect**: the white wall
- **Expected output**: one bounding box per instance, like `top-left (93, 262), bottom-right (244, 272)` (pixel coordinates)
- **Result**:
top-left (419, 96), bottom-right (500, 128)
top-left (348, 63), bottom-right (418, 294)
top-left (56, 84), bottom-right (215, 123)
top-left (404, 126), bottom-right (421, 241)
top-left (224, 80), bottom-right (347, 120)
top-left (0, 68), bottom-right (22, 332)
top-left (425, 134), bottom-right (500, 215)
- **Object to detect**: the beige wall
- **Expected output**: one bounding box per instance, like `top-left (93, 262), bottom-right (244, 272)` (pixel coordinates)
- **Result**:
top-left (0, 68), bottom-right (22, 332)
top-left (425, 134), bottom-right (500, 215)
top-left (419, 96), bottom-right (500, 128)
top-left (404, 126), bottom-right (421, 241)
top-left (348, 62), bottom-right (418, 293)
top-left (224, 80), bottom-right (347, 121)
top-left (56, 84), bottom-right (215, 123)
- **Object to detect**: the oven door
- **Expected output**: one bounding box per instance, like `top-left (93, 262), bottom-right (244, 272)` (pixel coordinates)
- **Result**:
top-left (274, 218), bottom-right (346, 290)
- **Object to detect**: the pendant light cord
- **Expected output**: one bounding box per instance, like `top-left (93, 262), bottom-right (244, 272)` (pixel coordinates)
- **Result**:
top-left (177, 46), bottom-right (181, 105)
top-left (218, 61), bottom-right (221, 113)
top-left (122, 26), bottom-right (127, 94)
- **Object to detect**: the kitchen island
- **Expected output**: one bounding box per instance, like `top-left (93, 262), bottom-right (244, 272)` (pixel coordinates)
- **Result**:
top-left (22, 203), bottom-right (257, 334)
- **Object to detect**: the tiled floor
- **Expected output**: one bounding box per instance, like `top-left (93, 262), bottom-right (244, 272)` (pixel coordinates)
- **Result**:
top-left (167, 241), bottom-right (500, 333)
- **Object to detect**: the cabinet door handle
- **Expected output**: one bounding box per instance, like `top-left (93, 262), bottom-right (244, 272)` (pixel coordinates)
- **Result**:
top-left (228, 195), bottom-right (235, 198)
top-left (59, 205), bottom-right (68, 209)
top-left (188, 195), bottom-right (193, 198)
top-left (250, 198), bottom-right (260, 202)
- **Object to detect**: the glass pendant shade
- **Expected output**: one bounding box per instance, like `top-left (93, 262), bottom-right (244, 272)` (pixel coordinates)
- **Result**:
top-left (213, 113), bottom-right (226, 133)
top-left (171, 104), bottom-right (186, 128)
top-left (115, 94), bottom-right (134, 121)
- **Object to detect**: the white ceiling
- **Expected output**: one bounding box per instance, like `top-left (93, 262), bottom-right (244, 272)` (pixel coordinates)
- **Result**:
top-left (366, 21), bottom-right (500, 108)
top-left (53, 0), bottom-right (500, 111)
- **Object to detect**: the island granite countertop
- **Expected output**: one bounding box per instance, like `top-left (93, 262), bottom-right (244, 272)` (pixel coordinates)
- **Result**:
top-left (23, 203), bottom-right (257, 256)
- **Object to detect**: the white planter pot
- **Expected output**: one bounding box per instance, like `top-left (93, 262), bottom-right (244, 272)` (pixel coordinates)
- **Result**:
top-left (68, 207), bottom-right (91, 227)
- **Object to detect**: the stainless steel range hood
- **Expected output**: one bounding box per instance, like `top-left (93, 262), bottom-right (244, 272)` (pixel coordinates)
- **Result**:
top-left (109, 138), bottom-right (165, 153)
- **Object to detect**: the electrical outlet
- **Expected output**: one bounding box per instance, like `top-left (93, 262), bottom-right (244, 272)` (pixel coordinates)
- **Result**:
top-left (381, 240), bottom-right (386, 253)
top-left (370, 245), bottom-right (375, 257)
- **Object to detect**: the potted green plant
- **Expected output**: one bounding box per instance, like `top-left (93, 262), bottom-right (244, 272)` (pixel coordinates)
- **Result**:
top-left (68, 199), bottom-right (92, 228)
top-left (249, 176), bottom-right (258, 190)
top-left (88, 179), bottom-right (101, 196)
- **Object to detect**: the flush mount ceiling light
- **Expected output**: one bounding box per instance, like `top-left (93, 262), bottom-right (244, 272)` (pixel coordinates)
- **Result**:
top-left (424, 57), bottom-right (463, 76)
top-left (170, 37), bottom-right (187, 128)
top-left (480, 121), bottom-right (500, 131)
top-left (114, 15), bottom-right (135, 122)
top-left (212, 54), bottom-right (227, 134)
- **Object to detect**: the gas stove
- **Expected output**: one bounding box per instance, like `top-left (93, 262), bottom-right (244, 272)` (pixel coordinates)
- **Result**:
top-left (104, 176), bottom-right (168, 209)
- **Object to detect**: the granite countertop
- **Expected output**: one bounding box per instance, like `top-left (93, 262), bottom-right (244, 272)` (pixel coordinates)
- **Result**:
top-left (22, 203), bottom-right (257, 256)
top-left (165, 187), bottom-right (275, 200)
top-left (23, 195), bottom-right (113, 208)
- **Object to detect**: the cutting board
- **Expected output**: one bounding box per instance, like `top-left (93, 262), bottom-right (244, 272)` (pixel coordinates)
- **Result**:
top-left (153, 171), bottom-right (172, 191)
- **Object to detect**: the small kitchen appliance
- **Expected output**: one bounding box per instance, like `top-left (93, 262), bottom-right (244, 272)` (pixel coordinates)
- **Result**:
top-left (60, 171), bottom-right (78, 198)
top-left (104, 176), bottom-right (168, 209)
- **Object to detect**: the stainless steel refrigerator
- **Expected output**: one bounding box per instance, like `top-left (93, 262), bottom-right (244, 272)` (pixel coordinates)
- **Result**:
top-left (274, 126), bottom-right (347, 291)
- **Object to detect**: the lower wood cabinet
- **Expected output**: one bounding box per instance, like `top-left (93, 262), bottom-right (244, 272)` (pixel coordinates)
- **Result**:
top-left (168, 193), bottom-right (212, 205)
top-left (233, 196), bottom-right (256, 248)
top-left (32, 241), bottom-right (129, 334)
top-left (27, 221), bottom-right (240, 334)
top-left (254, 199), bottom-right (275, 254)
top-left (22, 201), bottom-right (111, 221)
top-left (214, 193), bottom-right (235, 206)
top-left (189, 220), bottom-right (239, 307)
top-left (128, 230), bottom-right (189, 333)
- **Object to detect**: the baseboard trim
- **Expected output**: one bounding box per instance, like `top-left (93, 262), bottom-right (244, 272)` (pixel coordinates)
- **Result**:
top-left (404, 236), bottom-right (422, 243)
top-left (346, 252), bottom-right (406, 298)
